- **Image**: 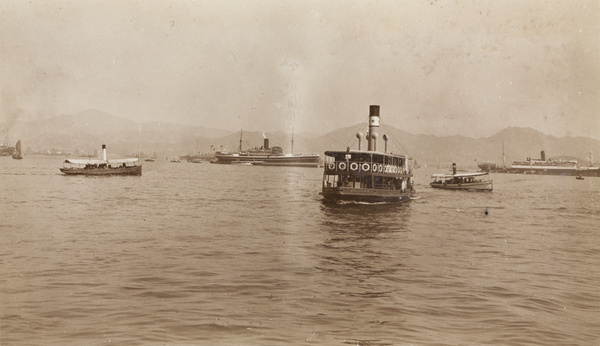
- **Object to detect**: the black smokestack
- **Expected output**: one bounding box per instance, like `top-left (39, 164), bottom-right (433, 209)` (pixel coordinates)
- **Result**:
top-left (541, 151), bottom-right (545, 161)
top-left (264, 138), bottom-right (269, 149)
top-left (452, 163), bottom-right (457, 175)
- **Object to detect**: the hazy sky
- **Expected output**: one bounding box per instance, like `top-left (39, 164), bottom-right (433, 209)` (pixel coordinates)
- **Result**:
top-left (1, 0), bottom-right (598, 138)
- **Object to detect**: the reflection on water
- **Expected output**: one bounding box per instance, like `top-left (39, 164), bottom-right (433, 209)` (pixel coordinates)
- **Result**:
top-left (1, 157), bottom-right (599, 345)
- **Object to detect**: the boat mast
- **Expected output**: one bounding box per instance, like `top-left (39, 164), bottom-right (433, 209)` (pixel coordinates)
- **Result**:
top-left (589, 138), bottom-right (593, 166)
top-left (291, 129), bottom-right (294, 154)
top-left (239, 130), bottom-right (243, 152)
top-left (502, 140), bottom-right (506, 168)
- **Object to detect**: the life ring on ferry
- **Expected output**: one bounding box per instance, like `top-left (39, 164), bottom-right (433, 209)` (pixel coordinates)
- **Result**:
top-left (338, 162), bottom-right (347, 170)
top-left (350, 162), bottom-right (358, 171)
top-left (327, 163), bottom-right (335, 170)
top-left (362, 163), bottom-right (370, 172)
top-left (378, 164), bottom-right (383, 173)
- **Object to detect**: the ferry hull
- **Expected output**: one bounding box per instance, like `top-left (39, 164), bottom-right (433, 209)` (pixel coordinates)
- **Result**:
top-left (60, 166), bottom-right (142, 176)
top-left (321, 187), bottom-right (414, 203)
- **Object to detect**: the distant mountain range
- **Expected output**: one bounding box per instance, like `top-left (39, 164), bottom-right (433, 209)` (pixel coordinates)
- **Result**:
top-left (2, 109), bottom-right (599, 167)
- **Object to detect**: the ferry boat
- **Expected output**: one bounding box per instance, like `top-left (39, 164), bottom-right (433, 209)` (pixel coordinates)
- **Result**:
top-left (214, 133), bottom-right (319, 167)
top-left (60, 145), bottom-right (142, 175)
top-left (502, 151), bottom-right (599, 177)
top-left (321, 105), bottom-right (415, 203)
top-left (430, 163), bottom-right (493, 191)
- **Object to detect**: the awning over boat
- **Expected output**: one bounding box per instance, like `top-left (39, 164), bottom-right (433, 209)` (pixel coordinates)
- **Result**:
top-left (431, 172), bottom-right (489, 178)
top-left (324, 150), bottom-right (407, 160)
top-left (63, 158), bottom-right (139, 164)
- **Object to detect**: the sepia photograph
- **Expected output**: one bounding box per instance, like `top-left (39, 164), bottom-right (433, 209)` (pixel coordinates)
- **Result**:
top-left (1, 1), bottom-right (599, 344)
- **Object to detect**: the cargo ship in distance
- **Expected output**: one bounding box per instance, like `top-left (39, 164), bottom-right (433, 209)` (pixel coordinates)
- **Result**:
top-left (213, 132), bottom-right (319, 167)
top-left (321, 105), bottom-right (415, 203)
top-left (491, 150), bottom-right (599, 177)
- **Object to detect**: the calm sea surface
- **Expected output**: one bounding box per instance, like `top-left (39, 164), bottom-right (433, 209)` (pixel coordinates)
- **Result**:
top-left (1, 156), bottom-right (599, 345)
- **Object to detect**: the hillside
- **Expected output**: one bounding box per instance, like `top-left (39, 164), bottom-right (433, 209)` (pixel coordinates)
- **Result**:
top-left (309, 124), bottom-right (600, 168)
top-left (2, 110), bottom-right (599, 167)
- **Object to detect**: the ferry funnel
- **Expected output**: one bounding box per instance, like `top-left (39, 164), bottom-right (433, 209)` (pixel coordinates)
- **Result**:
top-left (102, 144), bottom-right (107, 161)
top-left (383, 134), bottom-right (388, 153)
top-left (356, 132), bottom-right (363, 150)
top-left (541, 150), bottom-right (546, 161)
top-left (368, 105), bottom-right (380, 151)
top-left (264, 138), bottom-right (269, 150)
top-left (452, 162), bottom-right (457, 175)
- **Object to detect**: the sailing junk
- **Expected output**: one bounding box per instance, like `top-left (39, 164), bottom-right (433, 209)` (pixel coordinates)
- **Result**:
top-left (12, 140), bottom-right (23, 159)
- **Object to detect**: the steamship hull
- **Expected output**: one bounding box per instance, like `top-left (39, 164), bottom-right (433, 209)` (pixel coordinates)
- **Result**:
top-left (500, 166), bottom-right (599, 176)
top-left (430, 181), bottom-right (493, 191)
top-left (60, 166), bottom-right (142, 176)
top-left (214, 153), bottom-right (319, 167)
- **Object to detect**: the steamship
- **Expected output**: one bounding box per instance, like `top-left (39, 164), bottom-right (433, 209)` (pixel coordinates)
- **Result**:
top-left (501, 150), bottom-right (600, 177)
top-left (60, 145), bottom-right (142, 175)
top-left (213, 133), bottom-right (320, 167)
top-left (321, 105), bottom-right (415, 203)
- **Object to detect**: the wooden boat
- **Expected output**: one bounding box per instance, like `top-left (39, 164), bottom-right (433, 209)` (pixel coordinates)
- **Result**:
top-left (576, 176), bottom-right (584, 180)
top-left (60, 145), bottom-right (142, 175)
top-left (321, 105), bottom-right (415, 203)
top-left (145, 152), bottom-right (157, 162)
top-left (430, 163), bottom-right (493, 191)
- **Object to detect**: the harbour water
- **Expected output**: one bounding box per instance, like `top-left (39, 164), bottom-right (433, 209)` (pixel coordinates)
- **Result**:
top-left (1, 156), bottom-right (599, 345)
